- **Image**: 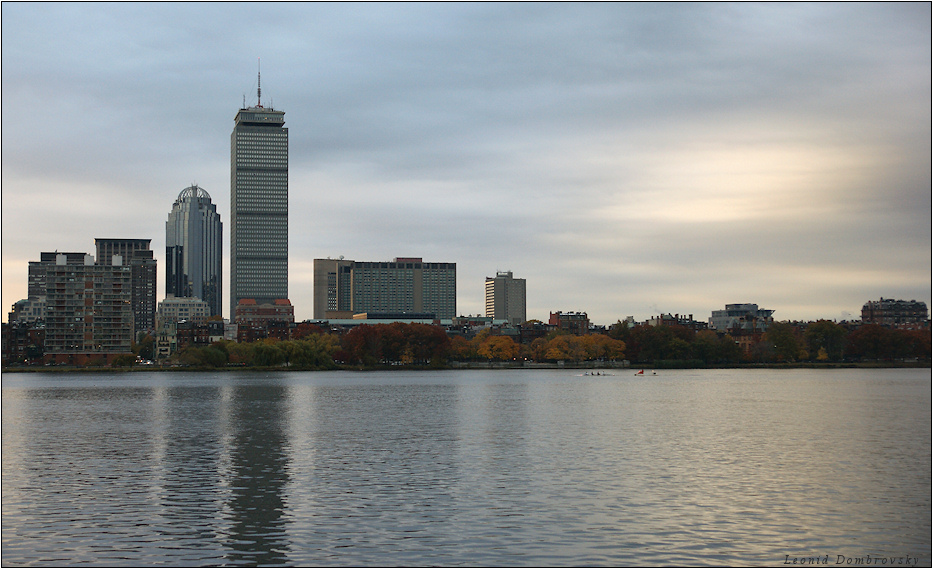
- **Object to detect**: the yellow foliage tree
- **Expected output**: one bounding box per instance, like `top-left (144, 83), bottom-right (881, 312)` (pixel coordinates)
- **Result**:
top-left (477, 335), bottom-right (520, 361)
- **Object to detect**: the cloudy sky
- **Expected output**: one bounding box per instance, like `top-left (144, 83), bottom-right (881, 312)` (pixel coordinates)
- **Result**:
top-left (2, 3), bottom-right (930, 325)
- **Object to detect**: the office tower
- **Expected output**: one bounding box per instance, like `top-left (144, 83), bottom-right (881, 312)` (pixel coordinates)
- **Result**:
top-left (166, 185), bottom-right (223, 317)
top-left (95, 238), bottom-right (157, 335)
top-left (313, 257), bottom-right (457, 320)
top-left (485, 271), bottom-right (526, 326)
top-left (44, 253), bottom-right (133, 364)
top-left (230, 78), bottom-right (288, 316)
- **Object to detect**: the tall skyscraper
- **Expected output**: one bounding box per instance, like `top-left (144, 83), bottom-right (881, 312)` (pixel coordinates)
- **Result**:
top-left (485, 271), bottom-right (526, 325)
top-left (313, 257), bottom-right (457, 320)
top-left (166, 185), bottom-right (223, 317)
top-left (95, 238), bottom-right (157, 335)
top-left (230, 75), bottom-right (288, 316)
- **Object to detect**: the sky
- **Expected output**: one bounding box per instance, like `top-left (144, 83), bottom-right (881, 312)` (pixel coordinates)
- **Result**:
top-left (2, 2), bottom-right (930, 326)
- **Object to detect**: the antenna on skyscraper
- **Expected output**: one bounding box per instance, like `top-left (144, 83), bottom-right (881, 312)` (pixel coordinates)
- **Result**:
top-left (257, 58), bottom-right (262, 107)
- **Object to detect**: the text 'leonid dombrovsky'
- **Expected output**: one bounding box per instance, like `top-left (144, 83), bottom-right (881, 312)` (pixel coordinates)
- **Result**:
top-left (784, 555), bottom-right (920, 567)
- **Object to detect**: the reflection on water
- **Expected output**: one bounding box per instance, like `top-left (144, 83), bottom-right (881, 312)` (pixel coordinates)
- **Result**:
top-left (224, 384), bottom-right (290, 565)
top-left (2, 369), bottom-right (930, 566)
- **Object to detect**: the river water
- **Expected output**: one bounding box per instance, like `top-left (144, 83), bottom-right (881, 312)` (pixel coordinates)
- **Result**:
top-left (2, 368), bottom-right (930, 567)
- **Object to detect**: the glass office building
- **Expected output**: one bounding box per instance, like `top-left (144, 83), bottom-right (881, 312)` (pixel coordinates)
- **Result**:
top-left (166, 185), bottom-right (223, 317)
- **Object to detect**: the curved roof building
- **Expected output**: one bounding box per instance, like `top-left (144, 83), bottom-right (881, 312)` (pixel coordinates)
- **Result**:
top-left (166, 185), bottom-right (223, 317)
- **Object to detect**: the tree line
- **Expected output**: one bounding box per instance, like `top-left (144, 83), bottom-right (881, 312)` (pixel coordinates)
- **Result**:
top-left (140, 320), bottom-right (929, 369)
top-left (609, 320), bottom-right (930, 365)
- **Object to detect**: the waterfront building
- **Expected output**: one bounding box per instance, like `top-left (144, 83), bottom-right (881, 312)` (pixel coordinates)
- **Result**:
top-left (44, 253), bottom-right (133, 364)
top-left (485, 271), bottom-right (526, 326)
top-left (230, 81), bottom-right (288, 316)
top-left (313, 257), bottom-right (457, 320)
top-left (1, 321), bottom-right (46, 365)
top-left (549, 311), bottom-right (589, 335)
top-left (166, 185), bottom-right (223, 317)
top-left (708, 303), bottom-right (774, 332)
top-left (16, 252), bottom-right (89, 324)
top-left (861, 298), bottom-right (930, 329)
top-left (94, 238), bottom-right (157, 335)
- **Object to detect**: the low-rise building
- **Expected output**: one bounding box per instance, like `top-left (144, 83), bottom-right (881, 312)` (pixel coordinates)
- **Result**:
top-left (2, 322), bottom-right (46, 365)
top-left (709, 303), bottom-right (774, 332)
top-left (861, 298), bottom-right (929, 329)
top-left (234, 299), bottom-right (295, 326)
top-left (648, 313), bottom-right (708, 331)
top-left (8, 296), bottom-right (46, 324)
top-left (157, 295), bottom-right (210, 326)
top-left (549, 311), bottom-right (589, 335)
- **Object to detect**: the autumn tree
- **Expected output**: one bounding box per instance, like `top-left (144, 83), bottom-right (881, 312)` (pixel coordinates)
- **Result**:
top-left (477, 335), bottom-right (521, 361)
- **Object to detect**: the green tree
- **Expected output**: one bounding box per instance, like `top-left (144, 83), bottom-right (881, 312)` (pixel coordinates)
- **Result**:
top-left (253, 340), bottom-right (285, 367)
top-left (112, 354), bottom-right (136, 367)
top-left (805, 320), bottom-right (846, 362)
top-left (765, 322), bottom-right (802, 362)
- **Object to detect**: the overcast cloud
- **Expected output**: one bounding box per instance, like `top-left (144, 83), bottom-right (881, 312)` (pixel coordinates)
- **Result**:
top-left (2, 3), bottom-right (930, 324)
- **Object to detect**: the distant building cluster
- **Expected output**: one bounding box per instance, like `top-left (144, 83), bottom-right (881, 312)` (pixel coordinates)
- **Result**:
top-left (3, 73), bottom-right (930, 366)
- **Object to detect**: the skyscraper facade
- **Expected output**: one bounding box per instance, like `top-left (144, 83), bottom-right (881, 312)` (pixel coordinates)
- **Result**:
top-left (313, 257), bottom-right (457, 320)
top-left (166, 185), bottom-right (223, 317)
top-left (485, 271), bottom-right (526, 325)
top-left (94, 238), bottom-right (157, 335)
top-left (230, 94), bottom-right (288, 316)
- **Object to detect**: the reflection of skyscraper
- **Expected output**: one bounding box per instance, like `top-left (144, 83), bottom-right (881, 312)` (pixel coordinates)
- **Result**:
top-left (230, 77), bottom-right (288, 316)
top-left (226, 384), bottom-right (290, 565)
top-left (166, 185), bottom-right (223, 317)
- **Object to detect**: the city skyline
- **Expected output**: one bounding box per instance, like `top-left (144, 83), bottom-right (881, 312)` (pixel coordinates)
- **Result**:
top-left (2, 3), bottom-right (930, 325)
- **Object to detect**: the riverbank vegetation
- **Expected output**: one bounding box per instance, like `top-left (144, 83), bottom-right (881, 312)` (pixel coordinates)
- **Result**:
top-left (7, 320), bottom-right (929, 371)
top-left (157, 320), bottom-right (931, 369)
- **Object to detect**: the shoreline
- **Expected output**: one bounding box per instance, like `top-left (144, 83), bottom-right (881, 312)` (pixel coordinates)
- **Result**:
top-left (2, 361), bottom-right (929, 374)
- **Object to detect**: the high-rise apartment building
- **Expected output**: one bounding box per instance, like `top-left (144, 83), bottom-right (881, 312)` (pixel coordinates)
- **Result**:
top-left (485, 271), bottom-right (526, 325)
top-left (313, 257), bottom-right (457, 320)
top-left (28, 252), bottom-right (87, 298)
top-left (230, 83), bottom-right (288, 316)
top-left (44, 253), bottom-right (133, 364)
top-left (95, 238), bottom-right (157, 335)
top-left (166, 185), bottom-right (223, 317)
